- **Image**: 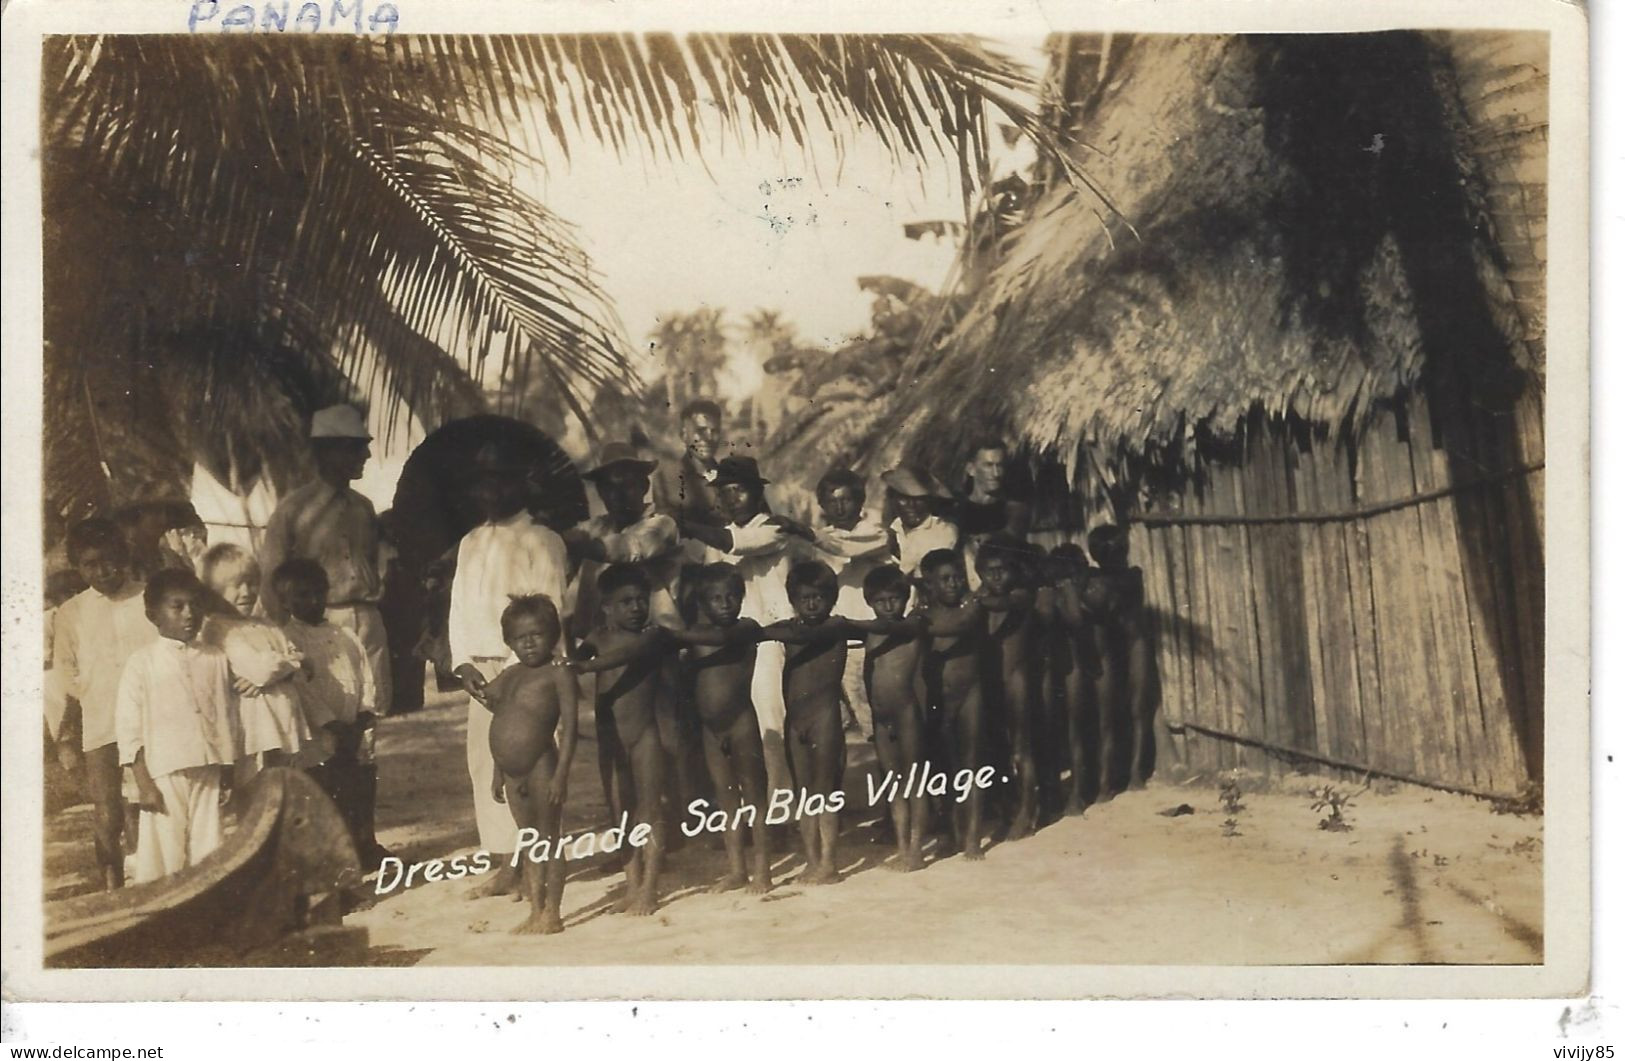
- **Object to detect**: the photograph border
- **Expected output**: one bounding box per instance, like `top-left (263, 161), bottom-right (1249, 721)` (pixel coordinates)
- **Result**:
top-left (0, 0), bottom-right (1590, 1002)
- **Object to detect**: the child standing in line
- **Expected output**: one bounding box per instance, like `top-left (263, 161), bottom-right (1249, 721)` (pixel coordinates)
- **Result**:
top-left (274, 558), bottom-right (390, 868)
top-left (859, 564), bottom-right (931, 870)
top-left (485, 594), bottom-right (578, 935)
top-left (200, 544), bottom-right (314, 787)
top-left (115, 569), bottom-right (240, 883)
top-left (568, 564), bottom-right (673, 916)
top-left (759, 560), bottom-right (852, 885)
top-left (54, 518), bottom-right (157, 889)
top-left (681, 563), bottom-right (774, 894)
top-left (916, 548), bottom-right (991, 860)
top-left (973, 534), bottom-right (1041, 840)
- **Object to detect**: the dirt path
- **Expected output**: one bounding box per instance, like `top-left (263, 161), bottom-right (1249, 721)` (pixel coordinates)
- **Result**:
top-left (347, 698), bottom-right (1543, 967)
top-left (41, 691), bottom-right (1542, 966)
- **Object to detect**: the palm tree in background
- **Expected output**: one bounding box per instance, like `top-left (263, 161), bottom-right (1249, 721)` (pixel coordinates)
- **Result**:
top-left (741, 308), bottom-right (800, 436)
top-left (42, 34), bottom-right (1079, 523)
top-left (647, 307), bottom-right (731, 416)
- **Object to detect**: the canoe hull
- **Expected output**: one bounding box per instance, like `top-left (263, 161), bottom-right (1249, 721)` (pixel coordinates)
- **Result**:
top-left (46, 767), bottom-right (363, 968)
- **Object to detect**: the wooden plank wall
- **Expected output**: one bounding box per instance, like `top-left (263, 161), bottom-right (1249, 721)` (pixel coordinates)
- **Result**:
top-left (1138, 390), bottom-right (1540, 795)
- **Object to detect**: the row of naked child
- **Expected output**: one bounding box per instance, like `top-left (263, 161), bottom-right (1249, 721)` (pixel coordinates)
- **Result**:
top-left (469, 451), bottom-right (1158, 936)
top-left (44, 420), bottom-right (1157, 940)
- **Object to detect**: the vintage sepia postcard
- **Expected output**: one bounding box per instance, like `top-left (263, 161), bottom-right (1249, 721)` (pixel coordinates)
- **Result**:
top-left (0, 0), bottom-right (1590, 1002)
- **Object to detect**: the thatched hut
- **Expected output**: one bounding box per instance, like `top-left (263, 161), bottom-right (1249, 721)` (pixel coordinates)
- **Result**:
top-left (883, 32), bottom-right (1548, 798)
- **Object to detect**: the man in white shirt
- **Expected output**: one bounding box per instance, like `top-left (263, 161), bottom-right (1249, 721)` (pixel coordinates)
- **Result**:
top-left (448, 443), bottom-right (569, 897)
top-left (882, 465), bottom-right (962, 582)
top-left (690, 456), bottom-right (811, 793)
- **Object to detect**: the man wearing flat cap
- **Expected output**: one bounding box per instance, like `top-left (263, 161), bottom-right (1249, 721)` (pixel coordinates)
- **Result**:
top-left (447, 440), bottom-right (570, 898)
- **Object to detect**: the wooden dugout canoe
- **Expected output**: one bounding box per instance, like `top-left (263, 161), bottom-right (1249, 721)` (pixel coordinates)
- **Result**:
top-left (45, 767), bottom-right (364, 968)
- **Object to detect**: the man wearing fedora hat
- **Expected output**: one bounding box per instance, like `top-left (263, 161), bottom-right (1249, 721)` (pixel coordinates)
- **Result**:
top-left (447, 439), bottom-right (570, 898)
top-left (696, 455), bottom-right (813, 793)
top-left (564, 442), bottom-right (682, 632)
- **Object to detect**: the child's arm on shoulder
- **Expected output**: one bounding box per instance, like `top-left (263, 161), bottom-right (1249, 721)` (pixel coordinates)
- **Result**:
top-left (925, 601), bottom-right (985, 638)
top-left (568, 628), bottom-right (671, 673)
top-left (758, 618), bottom-right (860, 645)
top-left (845, 615), bottom-right (925, 638)
top-left (666, 618), bottom-right (761, 647)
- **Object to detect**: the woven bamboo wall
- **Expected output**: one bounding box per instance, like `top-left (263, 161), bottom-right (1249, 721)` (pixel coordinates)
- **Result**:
top-left (1133, 387), bottom-right (1544, 797)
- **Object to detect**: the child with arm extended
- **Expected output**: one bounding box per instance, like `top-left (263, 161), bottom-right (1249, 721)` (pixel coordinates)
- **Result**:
top-left (915, 548), bottom-right (991, 860)
top-left (1085, 524), bottom-right (1159, 794)
top-left (485, 595), bottom-right (577, 934)
top-left (752, 559), bottom-right (851, 884)
top-left (1043, 543), bottom-right (1100, 813)
top-left (972, 533), bottom-right (1042, 840)
top-left (200, 545), bottom-right (315, 786)
top-left (682, 563), bottom-right (774, 893)
top-left (567, 564), bottom-right (674, 916)
top-left (858, 564), bottom-right (931, 871)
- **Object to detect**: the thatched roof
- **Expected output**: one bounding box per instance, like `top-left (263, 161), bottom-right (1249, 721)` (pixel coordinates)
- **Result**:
top-left (883, 32), bottom-right (1548, 492)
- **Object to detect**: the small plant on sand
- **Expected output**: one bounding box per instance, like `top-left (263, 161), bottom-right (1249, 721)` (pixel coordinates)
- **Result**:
top-left (1220, 817), bottom-right (1242, 838)
top-left (1218, 776), bottom-right (1246, 816)
top-left (1309, 785), bottom-right (1356, 832)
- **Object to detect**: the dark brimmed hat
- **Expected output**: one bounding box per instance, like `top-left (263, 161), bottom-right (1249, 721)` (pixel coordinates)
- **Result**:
top-left (881, 465), bottom-right (952, 499)
top-left (713, 456), bottom-right (770, 489)
top-left (584, 441), bottom-right (658, 481)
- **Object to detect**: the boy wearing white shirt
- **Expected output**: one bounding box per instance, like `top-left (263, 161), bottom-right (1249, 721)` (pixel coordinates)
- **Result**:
top-left (449, 443), bottom-right (569, 898)
top-left (54, 518), bottom-right (157, 889)
top-left (116, 569), bottom-right (239, 884)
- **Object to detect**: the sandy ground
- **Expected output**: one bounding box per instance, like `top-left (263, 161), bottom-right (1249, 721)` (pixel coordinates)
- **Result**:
top-left (45, 691), bottom-right (1544, 967)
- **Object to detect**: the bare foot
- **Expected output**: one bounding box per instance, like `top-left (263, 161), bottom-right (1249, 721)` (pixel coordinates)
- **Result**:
top-left (903, 850), bottom-right (926, 872)
top-left (1064, 796), bottom-right (1088, 817)
top-left (710, 872), bottom-right (747, 894)
top-left (513, 912), bottom-right (564, 935)
top-left (801, 865), bottom-right (840, 885)
top-left (962, 844), bottom-right (986, 862)
top-left (625, 892), bottom-right (657, 916)
top-left (465, 862), bottom-right (519, 900)
top-left (745, 874), bottom-right (771, 895)
top-left (1008, 814), bottom-right (1035, 840)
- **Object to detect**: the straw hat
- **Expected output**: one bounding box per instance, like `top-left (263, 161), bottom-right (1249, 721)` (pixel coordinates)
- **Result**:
top-left (881, 465), bottom-right (952, 499)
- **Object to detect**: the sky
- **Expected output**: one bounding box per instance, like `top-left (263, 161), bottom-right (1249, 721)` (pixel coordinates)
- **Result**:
top-left (309, 37), bottom-right (1049, 512)
top-left (525, 37), bottom-right (1048, 384)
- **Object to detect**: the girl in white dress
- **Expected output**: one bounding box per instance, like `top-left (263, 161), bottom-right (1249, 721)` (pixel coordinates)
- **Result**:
top-left (200, 545), bottom-right (320, 780)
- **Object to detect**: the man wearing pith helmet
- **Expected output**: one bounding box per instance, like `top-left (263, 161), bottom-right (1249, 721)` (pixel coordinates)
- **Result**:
top-left (260, 404), bottom-right (392, 717)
